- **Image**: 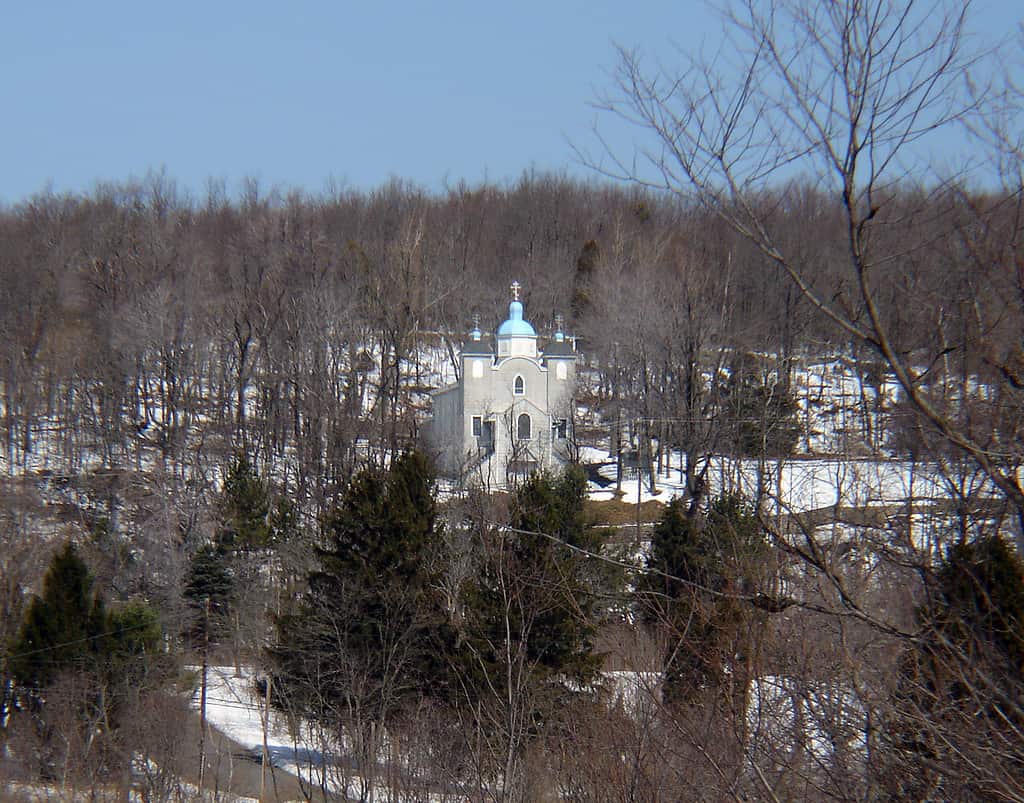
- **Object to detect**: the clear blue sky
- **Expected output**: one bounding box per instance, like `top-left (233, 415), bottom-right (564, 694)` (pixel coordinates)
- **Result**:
top-left (0, 1), bottom-right (1019, 204)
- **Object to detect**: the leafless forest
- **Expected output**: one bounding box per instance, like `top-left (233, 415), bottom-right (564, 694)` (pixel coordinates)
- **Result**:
top-left (2, 0), bottom-right (1024, 800)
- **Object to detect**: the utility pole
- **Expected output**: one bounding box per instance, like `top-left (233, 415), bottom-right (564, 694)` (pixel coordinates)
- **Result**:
top-left (615, 406), bottom-right (623, 495)
top-left (198, 596), bottom-right (210, 790)
top-left (260, 673), bottom-right (273, 800)
top-left (636, 419), bottom-right (643, 550)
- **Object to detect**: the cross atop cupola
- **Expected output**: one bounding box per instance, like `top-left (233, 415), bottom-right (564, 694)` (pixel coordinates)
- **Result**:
top-left (551, 312), bottom-right (568, 346)
top-left (511, 280), bottom-right (521, 301)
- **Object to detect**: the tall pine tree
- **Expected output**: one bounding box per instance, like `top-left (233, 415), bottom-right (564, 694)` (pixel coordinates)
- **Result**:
top-left (271, 451), bottom-right (450, 729)
top-left (496, 465), bottom-right (606, 681)
top-left (9, 542), bottom-right (169, 786)
top-left (458, 466), bottom-right (611, 699)
top-left (454, 466), bottom-right (612, 799)
top-left (182, 453), bottom-right (276, 646)
top-left (216, 453), bottom-right (271, 553)
top-left (883, 534), bottom-right (1024, 799)
top-left (11, 543), bottom-right (107, 689)
top-left (182, 543), bottom-right (236, 644)
top-left (643, 493), bottom-right (766, 704)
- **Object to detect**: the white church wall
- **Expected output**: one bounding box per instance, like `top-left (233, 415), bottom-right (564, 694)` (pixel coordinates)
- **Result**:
top-left (429, 283), bottom-right (577, 486)
top-left (428, 383), bottom-right (463, 474)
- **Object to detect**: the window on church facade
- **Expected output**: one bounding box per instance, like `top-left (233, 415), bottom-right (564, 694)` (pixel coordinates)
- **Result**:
top-left (513, 375), bottom-right (525, 395)
top-left (517, 413), bottom-right (531, 440)
top-left (553, 418), bottom-right (567, 439)
top-left (556, 362), bottom-right (567, 380)
top-left (472, 416), bottom-right (482, 437)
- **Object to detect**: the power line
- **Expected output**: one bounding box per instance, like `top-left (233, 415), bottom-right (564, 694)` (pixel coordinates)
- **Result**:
top-left (498, 520), bottom-right (748, 603)
top-left (495, 520), bottom-right (916, 637)
top-left (4, 618), bottom-right (162, 662)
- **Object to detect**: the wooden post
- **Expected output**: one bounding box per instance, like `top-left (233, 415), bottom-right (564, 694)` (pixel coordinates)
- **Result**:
top-left (636, 420), bottom-right (643, 549)
top-left (198, 596), bottom-right (210, 790)
top-left (260, 674), bottom-right (272, 800)
top-left (615, 406), bottom-right (623, 494)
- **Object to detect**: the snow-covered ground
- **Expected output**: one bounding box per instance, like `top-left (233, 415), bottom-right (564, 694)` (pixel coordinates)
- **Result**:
top-left (583, 448), bottom-right (977, 512)
top-left (191, 666), bottom-right (277, 759)
top-left (747, 675), bottom-right (868, 767)
top-left (190, 666), bottom-right (441, 801)
top-left (194, 666), bottom-right (868, 802)
top-left (189, 666), bottom-right (331, 794)
top-left (4, 779), bottom-right (258, 803)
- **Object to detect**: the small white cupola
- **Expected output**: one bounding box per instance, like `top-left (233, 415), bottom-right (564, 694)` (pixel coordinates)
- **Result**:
top-left (496, 280), bottom-right (538, 359)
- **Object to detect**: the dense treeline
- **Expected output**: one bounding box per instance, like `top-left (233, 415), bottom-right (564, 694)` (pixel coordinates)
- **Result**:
top-left (2, 173), bottom-right (1010, 484)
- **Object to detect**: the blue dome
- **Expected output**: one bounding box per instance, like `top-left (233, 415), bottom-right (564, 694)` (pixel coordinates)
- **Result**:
top-left (497, 300), bottom-right (537, 337)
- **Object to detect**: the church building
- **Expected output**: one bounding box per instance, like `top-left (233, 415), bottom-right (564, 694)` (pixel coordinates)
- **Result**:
top-left (429, 282), bottom-right (576, 485)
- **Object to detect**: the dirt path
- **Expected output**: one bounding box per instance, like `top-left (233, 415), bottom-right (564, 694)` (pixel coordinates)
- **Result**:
top-left (177, 708), bottom-right (333, 802)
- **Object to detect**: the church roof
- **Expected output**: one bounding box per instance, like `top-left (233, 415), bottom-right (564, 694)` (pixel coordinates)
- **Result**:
top-left (542, 338), bottom-right (575, 357)
top-left (496, 300), bottom-right (537, 338)
top-left (462, 337), bottom-right (492, 356)
top-left (542, 315), bottom-right (574, 358)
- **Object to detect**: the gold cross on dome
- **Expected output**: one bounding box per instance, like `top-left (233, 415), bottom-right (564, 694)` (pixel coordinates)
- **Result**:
top-left (510, 280), bottom-right (521, 301)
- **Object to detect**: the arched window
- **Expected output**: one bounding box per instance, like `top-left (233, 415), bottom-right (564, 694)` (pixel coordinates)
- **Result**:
top-left (517, 413), bottom-right (532, 440)
top-left (513, 375), bottom-right (525, 395)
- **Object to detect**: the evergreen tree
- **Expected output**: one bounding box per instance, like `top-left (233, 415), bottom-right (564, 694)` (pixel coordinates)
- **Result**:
top-left (268, 496), bottom-right (299, 550)
top-left (216, 453), bottom-right (271, 553)
top-left (454, 466), bottom-right (612, 797)
top-left (182, 452), bottom-right (274, 646)
top-left (9, 542), bottom-right (169, 783)
top-left (106, 601), bottom-right (163, 665)
top-left (643, 493), bottom-right (766, 703)
top-left (462, 466), bottom-right (608, 689)
top-left (318, 450), bottom-right (439, 593)
top-left (571, 239), bottom-right (600, 323)
top-left (930, 535), bottom-right (1024, 669)
top-left (271, 451), bottom-right (450, 728)
top-left (182, 543), bottom-right (235, 644)
top-left (506, 465), bottom-right (606, 679)
top-left (11, 543), bottom-right (107, 689)
top-left (883, 534), bottom-right (1024, 799)
top-left (12, 544), bottom-right (167, 691)
top-left (723, 362), bottom-right (801, 458)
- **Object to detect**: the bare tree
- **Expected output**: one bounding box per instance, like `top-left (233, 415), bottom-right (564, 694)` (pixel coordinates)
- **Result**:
top-left (586, 1), bottom-right (1024, 797)
top-left (588, 0), bottom-right (1024, 541)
